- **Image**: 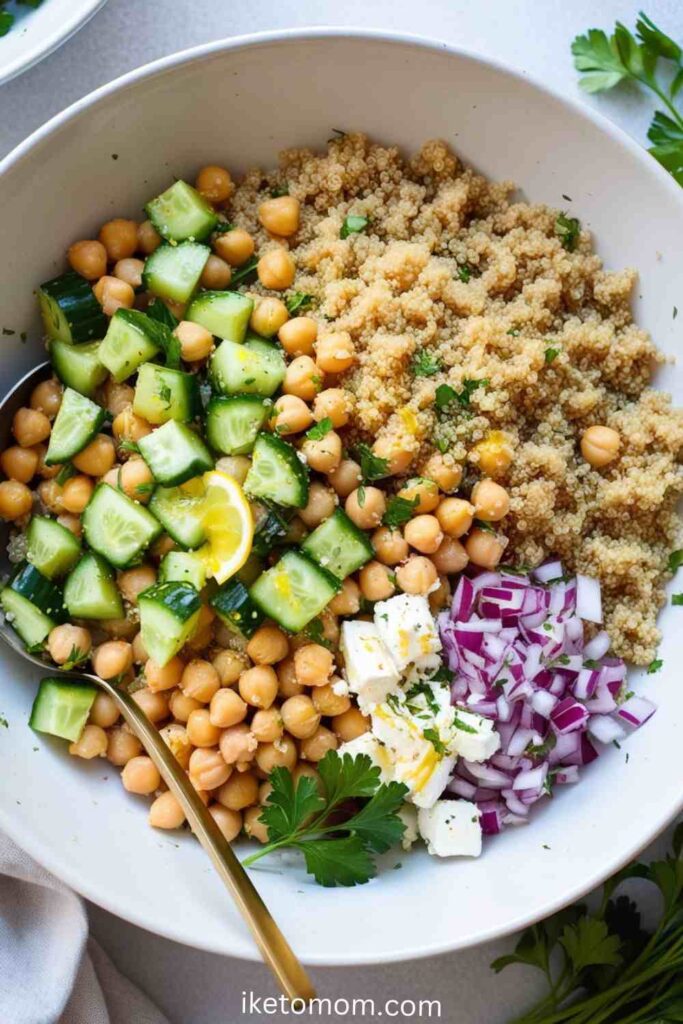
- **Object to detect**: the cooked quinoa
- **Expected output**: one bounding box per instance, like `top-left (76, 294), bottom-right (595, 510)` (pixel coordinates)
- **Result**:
top-left (231, 133), bottom-right (683, 664)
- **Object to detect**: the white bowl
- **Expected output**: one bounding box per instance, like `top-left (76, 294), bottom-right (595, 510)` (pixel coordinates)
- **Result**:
top-left (0, 0), bottom-right (107, 87)
top-left (0, 29), bottom-right (681, 966)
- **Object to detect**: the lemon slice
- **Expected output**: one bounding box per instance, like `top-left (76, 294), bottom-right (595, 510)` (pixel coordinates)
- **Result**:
top-left (196, 470), bottom-right (253, 584)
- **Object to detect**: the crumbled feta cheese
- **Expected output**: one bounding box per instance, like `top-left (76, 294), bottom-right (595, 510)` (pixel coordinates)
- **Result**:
top-left (451, 709), bottom-right (501, 762)
top-left (417, 800), bottom-right (482, 857)
top-left (340, 620), bottom-right (400, 713)
top-left (330, 676), bottom-right (349, 697)
top-left (371, 697), bottom-right (457, 809)
top-left (337, 732), bottom-right (393, 781)
top-left (398, 803), bottom-right (419, 850)
top-left (373, 594), bottom-right (441, 675)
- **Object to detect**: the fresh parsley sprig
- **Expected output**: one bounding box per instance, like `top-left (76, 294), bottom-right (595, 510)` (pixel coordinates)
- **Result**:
top-left (241, 751), bottom-right (408, 886)
top-left (572, 13), bottom-right (683, 184)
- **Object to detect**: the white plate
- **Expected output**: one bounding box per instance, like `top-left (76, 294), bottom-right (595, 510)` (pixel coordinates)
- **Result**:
top-left (0, 30), bottom-right (681, 966)
top-left (0, 0), bottom-right (106, 87)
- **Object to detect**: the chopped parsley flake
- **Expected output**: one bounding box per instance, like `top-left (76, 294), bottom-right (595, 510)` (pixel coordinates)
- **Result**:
top-left (340, 215), bottom-right (369, 239)
top-left (668, 550), bottom-right (683, 573)
top-left (545, 346), bottom-right (561, 364)
top-left (411, 350), bottom-right (442, 377)
top-left (672, 593), bottom-right (683, 606)
top-left (422, 727), bottom-right (448, 756)
top-left (285, 291), bottom-right (316, 315)
top-left (556, 212), bottom-right (581, 251)
top-left (647, 658), bottom-right (663, 674)
top-left (305, 417), bottom-right (333, 441)
top-left (355, 442), bottom-right (389, 482)
top-left (382, 495), bottom-right (419, 528)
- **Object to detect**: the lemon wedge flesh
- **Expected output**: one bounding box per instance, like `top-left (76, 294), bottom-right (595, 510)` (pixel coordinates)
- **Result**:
top-left (196, 470), bottom-right (253, 584)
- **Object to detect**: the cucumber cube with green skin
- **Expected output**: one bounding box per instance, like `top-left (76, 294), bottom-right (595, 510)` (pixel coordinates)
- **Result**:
top-left (210, 578), bottom-right (265, 637)
top-left (82, 484), bottom-right (162, 568)
top-left (209, 338), bottom-right (285, 398)
top-left (45, 387), bottom-right (106, 466)
top-left (145, 180), bottom-right (218, 242)
top-left (249, 551), bottom-right (339, 633)
top-left (138, 581), bottom-right (201, 666)
top-left (142, 243), bottom-right (210, 305)
top-left (0, 588), bottom-right (56, 650)
top-left (30, 678), bottom-right (97, 742)
top-left (205, 395), bottom-right (270, 456)
top-left (159, 551), bottom-right (206, 591)
top-left (50, 339), bottom-right (108, 398)
top-left (148, 484), bottom-right (206, 549)
top-left (244, 433), bottom-right (309, 508)
top-left (37, 271), bottom-right (108, 343)
top-left (301, 508), bottom-right (374, 580)
top-left (133, 363), bottom-right (200, 425)
top-left (7, 562), bottom-right (67, 621)
top-left (98, 309), bottom-right (168, 383)
top-left (138, 420), bottom-right (213, 486)
top-left (64, 553), bottom-right (124, 620)
top-left (186, 290), bottom-right (254, 343)
top-left (27, 516), bottom-right (81, 579)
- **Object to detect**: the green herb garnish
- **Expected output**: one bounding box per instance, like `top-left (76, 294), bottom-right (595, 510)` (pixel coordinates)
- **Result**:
top-left (672, 593), bottom-right (683, 605)
top-left (157, 381), bottom-right (173, 409)
top-left (545, 346), bottom-right (561, 364)
top-left (382, 495), bottom-right (419, 528)
top-left (647, 658), bottom-right (663, 674)
top-left (457, 264), bottom-right (473, 282)
top-left (340, 215), bottom-right (369, 240)
top-left (305, 417), bottom-right (333, 442)
top-left (118, 439), bottom-right (141, 455)
top-left (55, 463), bottom-right (75, 486)
top-left (668, 549), bottom-right (683, 573)
top-left (285, 291), bottom-right (316, 315)
top-left (411, 350), bottom-right (442, 377)
top-left (422, 727), bottom-right (448, 757)
top-left (556, 213), bottom-right (581, 251)
top-left (435, 378), bottom-right (489, 412)
top-left (229, 255), bottom-right (259, 288)
top-left (355, 442), bottom-right (390, 482)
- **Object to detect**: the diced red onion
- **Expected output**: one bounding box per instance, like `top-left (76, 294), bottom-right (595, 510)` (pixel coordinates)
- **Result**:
top-left (616, 695), bottom-right (656, 727)
top-left (532, 559), bottom-right (564, 584)
top-left (583, 630), bottom-right (611, 661)
top-left (551, 697), bottom-right (589, 734)
top-left (587, 714), bottom-right (627, 744)
top-left (576, 574), bottom-right (602, 623)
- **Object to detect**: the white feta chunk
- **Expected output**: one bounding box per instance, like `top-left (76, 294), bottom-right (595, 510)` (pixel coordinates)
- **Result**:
top-left (340, 620), bottom-right (400, 713)
top-left (451, 709), bottom-right (501, 762)
top-left (371, 697), bottom-right (456, 809)
top-left (417, 800), bottom-right (482, 857)
top-left (330, 676), bottom-right (349, 697)
top-left (398, 803), bottom-right (419, 850)
top-left (337, 732), bottom-right (393, 782)
top-left (373, 594), bottom-right (441, 674)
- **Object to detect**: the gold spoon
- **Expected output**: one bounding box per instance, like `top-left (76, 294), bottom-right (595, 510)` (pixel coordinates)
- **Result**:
top-left (0, 361), bottom-right (315, 1004)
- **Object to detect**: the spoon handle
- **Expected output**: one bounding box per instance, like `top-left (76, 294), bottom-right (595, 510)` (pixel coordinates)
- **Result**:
top-left (100, 677), bottom-right (315, 1003)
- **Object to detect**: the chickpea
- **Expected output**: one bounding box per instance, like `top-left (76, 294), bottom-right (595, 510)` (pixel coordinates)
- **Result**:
top-left (280, 695), bottom-right (321, 739)
top-left (89, 692), bottom-right (120, 729)
top-left (13, 407), bottom-right (50, 447)
top-left (93, 276), bottom-right (135, 317)
top-left (214, 228), bottom-right (255, 267)
top-left (209, 687), bottom-right (248, 729)
top-left (216, 769), bottom-right (259, 812)
top-left (30, 379), bottom-right (62, 420)
top-left (250, 296), bottom-right (289, 338)
top-left (212, 649), bottom-right (248, 686)
top-left (250, 708), bottom-right (284, 744)
top-left (474, 430), bottom-right (514, 477)
top-left (196, 164), bottom-right (233, 204)
top-left (67, 239), bottom-right (107, 280)
top-left (254, 735), bottom-right (297, 774)
top-left (57, 513), bottom-right (82, 537)
top-left (278, 316), bottom-right (317, 357)
top-left (436, 497), bottom-right (474, 538)
top-left (313, 681), bottom-right (351, 717)
top-left (328, 458), bottom-right (362, 498)
top-left (258, 195), bottom-right (300, 237)
top-left (277, 656), bottom-right (304, 698)
top-left (244, 805), bottom-right (269, 843)
top-left (471, 480), bottom-right (510, 522)
top-left (215, 455), bottom-right (251, 485)
top-left (298, 484), bottom-right (335, 531)
top-left (315, 331), bottom-right (356, 374)
top-left (332, 706), bottom-right (370, 742)
top-left (101, 616), bottom-right (137, 640)
top-left (107, 726), bottom-right (142, 765)
top-left (270, 394), bottom-right (312, 435)
top-left (219, 723), bottom-right (257, 765)
top-left (301, 725), bottom-right (338, 762)
top-left (371, 525), bottom-right (409, 566)
top-left (283, 355), bottom-right (323, 402)
top-left (328, 576), bottom-right (360, 616)
top-left (143, 656), bottom-right (182, 694)
top-left (72, 434), bottom-right (116, 477)
top-left (0, 480), bottom-right (32, 520)
top-left (421, 452), bottom-right (462, 492)
top-left (200, 254), bottom-right (231, 290)
top-left (150, 534), bottom-right (176, 559)
top-left (118, 458), bottom-right (154, 502)
top-left (295, 646), bottom-right (334, 689)
top-left (209, 804), bottom-right (242, 841)
top-left (113, 257), bottom-right (145, 289)
top-left (159, 722), bottom-right (192, 768)
top-left (238, 665), bottom-right (278, 709)
top-left (0, 445), bottom-right (38, 483)
top-left (37, 479), bottom-right (63, 514)
top-left (432, 536), bottom-right (469, 575)
top-left (257, 249), bottom-right (295, 290)
top-left (397, 477), bottom-right (440, 514)
top-left (181, 660), bottom-right (220, 704)
top-left (112, 406), bottom-right (152, 446)
top-left (168, 689), bottom-right (200, 724)
top-left (137, 220), bottom-right (162, 255)
top-left (313, 388), bottom-right (352, 429)
top-left (373, 436), bottom-right (413, 476)
top-left (404, 514), bottom-right (444, 555)
top-left (149, 791), bottom-right (185, 830)
top-left (69, 724), bottom-right (107, 759)
top-left (33, 444), bottom-right (59, 479)
top-left (185, 708), bottom-right (219, 747)
top-left (581, 425), bottom-right (621, 468)
top-left (396, 555), bottom-right (438, 596)
top-left (465, 527), bottom-right (507, 570)
top-left (429, 576), bottom-right (452, 613)
top-left (345, 486), bottom-right (386, 530)
top-left (103, 380), bottom-right (135, 417)
top-left (302, 432), bottom-right (342, 474)
top-left (121, 755), bottom-right (161, 795)
top-left (246, 625), bottom-right (289, 666)
top-left (189, 747), bottom-right (232, 791)
top-left (129, 631), bottom-right (147, 665)
top-left (61, 475), bottom-right (94, 514)
top-left (118, 566), bottom-right (156, 605)
top-left (99, 219), bottom-right (138, 261)
top-left (92, 640), bottom-right (133, 679)
top-left (131, 687), bottom-right (169, 724)
top-left (47, 624), bottom-right (92, 666)
top-left (358, 560), bottom-right (396, 601)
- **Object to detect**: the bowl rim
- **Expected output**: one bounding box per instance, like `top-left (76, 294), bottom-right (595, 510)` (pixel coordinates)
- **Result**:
top-left (1, 26), bottom-right (682, 964)
top-left (0, 0), bottom-right (109, 88)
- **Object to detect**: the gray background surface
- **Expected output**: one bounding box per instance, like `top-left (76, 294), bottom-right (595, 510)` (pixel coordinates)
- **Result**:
top-left (1, 1), bottom-right (680, 1021)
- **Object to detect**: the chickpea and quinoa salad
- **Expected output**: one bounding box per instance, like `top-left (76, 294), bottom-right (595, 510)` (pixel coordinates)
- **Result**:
top-left (0, 134), bottom-right (681, 883)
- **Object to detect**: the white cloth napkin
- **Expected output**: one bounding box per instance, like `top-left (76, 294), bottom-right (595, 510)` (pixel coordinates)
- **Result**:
top-left (0, 831), bottom-right (169, 1024)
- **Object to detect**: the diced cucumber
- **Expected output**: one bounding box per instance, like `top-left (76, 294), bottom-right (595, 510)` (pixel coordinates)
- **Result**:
top-left (98, 309), bottom-right (166, 383)
top-left (301, 508), bottom-right (373, 580)
top-left (138, 421), bottom-right (213, 486)
top-left (159, 551), bottom-right (206, 591)
top-left (50, 339), bottom-right (108, 398)
top-left (82, 483), bottom-right (162, 568)
top-left (7, 562), bottom-right (66, 621)
top-left (29, 678), bottom-right (97, 742)
top-left (133, 363), bottom-right (199, 425)
top-left (45, 387), bottom-right (106, 466)
top-left (209, 337), bottom-right (285, 398)
top-left (138, 581), bottom-right (201, 666)
top-left (244, 434), bottom-right (309, 508)
top-left (142, 242), bottom-right (210, 304)
top-left (205, 395), bottom-right (270, 456)
top-left (26, 516), bottom-right (81, 579)
top-left (210, 578), bottom-right (265, 637)
top-left (148, 481), bottom-right (206, 549)
top-left (0, 588), bottom-right (55, 649)
top-left (64, 552), bottom-right (124, 620)
top-left (145, 180), bottom-right (218, 242)
top-left (38, 271), bottom-right (108, 344)
top-left (186, 290), bottom-right (253, 343)
top-left (251, 506), bottom-right (292, 557)
top-left (250, 551), bottom-right (339, 633)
